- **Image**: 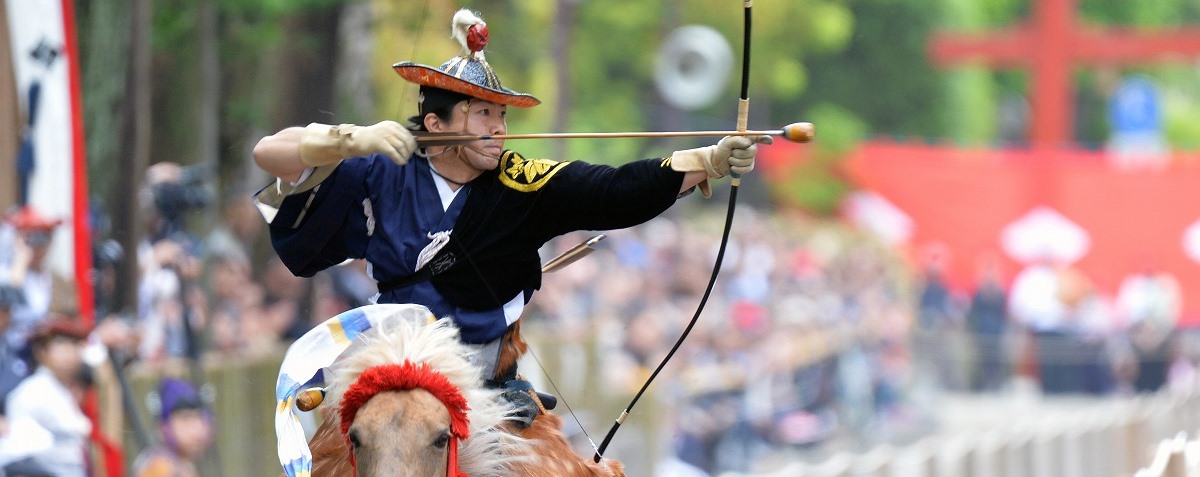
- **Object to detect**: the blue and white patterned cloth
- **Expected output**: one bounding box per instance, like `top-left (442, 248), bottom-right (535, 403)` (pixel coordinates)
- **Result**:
top-left (274, 304), bottom-right (436, 477)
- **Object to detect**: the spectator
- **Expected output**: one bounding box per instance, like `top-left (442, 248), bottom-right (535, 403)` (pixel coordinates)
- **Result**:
top-left (1009, 257), bottom-right (1077, 394)
top-left (205, 250), bottom-right (254, 353)
top-left (137, 238), bottom-right (205, 362)
top-left (1116, 268), bottom-right (1181, 393)
top-left (5, 206), bottom-right (73, 350)
top-left (137, 162), bottom-right (210, 363)
top-left (966, 258), bottom-right (1010, 391)
top-left (0, 286), bottom-right (30, 413)
top-left (3, 317), bottom-right (92, 477)
top-left (914, 246), bottom-right (965, 390)
top-left (133, 378), bottom-right (213, 477)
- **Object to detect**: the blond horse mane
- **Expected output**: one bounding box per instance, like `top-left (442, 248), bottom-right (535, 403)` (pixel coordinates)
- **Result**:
top-left (323, 317), bottom-right (534, 476)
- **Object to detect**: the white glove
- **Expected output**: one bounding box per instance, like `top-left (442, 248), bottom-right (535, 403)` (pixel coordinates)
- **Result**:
top-left (299, 120), bottom-right (417, 167)
top-left (669, 135), bottom-right (772, 179)
top-left (716, 135), bottom-right (771, 176)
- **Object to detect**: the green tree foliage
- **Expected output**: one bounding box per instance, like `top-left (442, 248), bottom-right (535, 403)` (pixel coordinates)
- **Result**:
top-left (79, 0), bottom-right (349, 202)
top-left (78, 0), bottom-right (131, 202)
top-left (801, 0), bottom-right (945, 140)
top-left (79, 0), bottom-right (1200, 221)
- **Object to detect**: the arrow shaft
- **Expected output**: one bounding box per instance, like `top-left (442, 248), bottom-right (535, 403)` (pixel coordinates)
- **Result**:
top-left (416, 129), bottom-right (784, 146)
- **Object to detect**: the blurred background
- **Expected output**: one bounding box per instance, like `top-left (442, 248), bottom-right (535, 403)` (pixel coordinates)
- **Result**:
top-left (4, 0), bottom-right (1200, 475)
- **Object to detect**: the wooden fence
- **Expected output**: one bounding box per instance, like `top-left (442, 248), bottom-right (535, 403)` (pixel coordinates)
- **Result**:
top-left (97, 349), bottom-right (286, 477)
top-left (722, 391), bottom-right (1200, 477)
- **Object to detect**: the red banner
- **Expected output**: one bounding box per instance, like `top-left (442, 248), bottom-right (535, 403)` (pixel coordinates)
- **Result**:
top-left (844, 141), bottom-right (1200, 326)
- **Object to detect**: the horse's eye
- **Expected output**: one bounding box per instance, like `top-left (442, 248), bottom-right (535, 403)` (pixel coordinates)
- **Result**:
top-left (433, 431), bottom-right (451, 449)
top-left (348, 429), bottom-right (363, 450)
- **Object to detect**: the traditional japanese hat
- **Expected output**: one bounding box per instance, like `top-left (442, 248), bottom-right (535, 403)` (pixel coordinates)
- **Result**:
top-left (393, 9), bottom-right (540, 109)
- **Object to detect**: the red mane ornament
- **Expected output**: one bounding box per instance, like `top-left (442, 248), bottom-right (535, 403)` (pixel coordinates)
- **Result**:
top-left (338, 362), bottom-right (471, 476)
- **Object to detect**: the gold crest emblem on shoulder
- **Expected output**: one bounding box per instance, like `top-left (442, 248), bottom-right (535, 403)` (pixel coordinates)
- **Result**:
top-left (500, 151), bottom-right (570, 192)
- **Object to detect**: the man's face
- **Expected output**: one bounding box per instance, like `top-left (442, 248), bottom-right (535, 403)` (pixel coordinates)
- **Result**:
top-left (450, 99), bottom-right (507, 171)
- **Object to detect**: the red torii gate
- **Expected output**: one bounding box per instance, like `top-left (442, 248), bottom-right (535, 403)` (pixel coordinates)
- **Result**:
top-left (928, 0), bottom-right (1200, 147)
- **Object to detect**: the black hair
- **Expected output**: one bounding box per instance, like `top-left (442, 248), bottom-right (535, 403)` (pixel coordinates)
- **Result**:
top-left (408, 86), bottom-right (471, 131)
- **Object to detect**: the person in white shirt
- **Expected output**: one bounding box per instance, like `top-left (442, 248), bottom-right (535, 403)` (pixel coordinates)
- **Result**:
top-left (4, 317), bottom-right (92, 477)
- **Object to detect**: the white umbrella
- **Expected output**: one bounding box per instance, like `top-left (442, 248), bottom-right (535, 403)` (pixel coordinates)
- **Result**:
top-left (842, 191), bottom-right (914, 246)
top-left (1001, 206), bottom-right (1091, 264)
top-left (1181, 218), bottom-right (1200, 265)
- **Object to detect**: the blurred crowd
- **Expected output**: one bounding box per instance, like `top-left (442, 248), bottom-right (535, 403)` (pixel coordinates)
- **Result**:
top-left (525, 210), bottom-right (919, 475)
top-left (0, 161), bottom-right (1197, 476)
top-left (0, 162), bottom-right (340, 476)
top-left (0, 163), bottom-right (926, 476)
top-left (915, 248), bottom-right (1195, 399)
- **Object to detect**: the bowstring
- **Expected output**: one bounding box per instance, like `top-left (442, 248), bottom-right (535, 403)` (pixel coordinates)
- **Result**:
top-left (526, 344), bottom-right (599, 451)
top-left (592, 0), bottom-right (754, 463)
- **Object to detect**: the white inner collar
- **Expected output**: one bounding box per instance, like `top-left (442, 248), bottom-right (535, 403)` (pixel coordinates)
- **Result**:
top-left (428, 164), bottom-right (462, 211)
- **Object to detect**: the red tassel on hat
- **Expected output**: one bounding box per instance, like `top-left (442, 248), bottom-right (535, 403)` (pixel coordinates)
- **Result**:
top-left (466, 23), bottom-right (488, 53)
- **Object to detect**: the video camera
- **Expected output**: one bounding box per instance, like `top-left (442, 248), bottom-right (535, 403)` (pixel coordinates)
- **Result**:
top-left (151, 164), bottom-right (213, 238)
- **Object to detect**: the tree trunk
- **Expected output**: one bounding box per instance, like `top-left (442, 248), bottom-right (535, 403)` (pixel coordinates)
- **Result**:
top-left (112, 0), bottom-right (153, 315)
top-left (551, 0), bottom-right (577, 160)
top-left (0, 1), bottom-right (18, 211)
top-left (335, 1), bottom-right (376, 124)
top-left (273, 7), bottom-right (342, 126)
top-left (197, 0), bottom-right (220, 232)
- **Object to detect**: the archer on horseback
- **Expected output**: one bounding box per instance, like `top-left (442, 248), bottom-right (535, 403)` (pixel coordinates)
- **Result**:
top-left (252, 7), bottom-right (768, 428)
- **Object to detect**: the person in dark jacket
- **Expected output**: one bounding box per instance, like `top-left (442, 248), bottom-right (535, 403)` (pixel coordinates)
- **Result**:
top-left (251, 9), bottom-right (768, 381)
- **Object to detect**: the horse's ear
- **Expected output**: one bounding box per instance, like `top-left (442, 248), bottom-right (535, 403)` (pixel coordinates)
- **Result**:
top-left (297, 387), bottom-right (327, 412)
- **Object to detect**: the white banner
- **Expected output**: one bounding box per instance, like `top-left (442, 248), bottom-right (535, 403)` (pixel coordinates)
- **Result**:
top-left (6, 0), bottom-right (91, 314)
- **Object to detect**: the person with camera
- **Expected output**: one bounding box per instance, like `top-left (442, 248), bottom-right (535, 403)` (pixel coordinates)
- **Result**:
top-left (252, 9), bottom-right (767, 388)
top-left (138, 163), bottom-right (208, 362)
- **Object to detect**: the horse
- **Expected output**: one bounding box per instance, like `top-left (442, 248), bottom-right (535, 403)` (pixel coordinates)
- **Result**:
top-left (275, 304), bottom-right (625, 477)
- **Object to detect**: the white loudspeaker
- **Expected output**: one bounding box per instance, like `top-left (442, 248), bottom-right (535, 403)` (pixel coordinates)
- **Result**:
top-left (654, 25), bottom-right (733, 111)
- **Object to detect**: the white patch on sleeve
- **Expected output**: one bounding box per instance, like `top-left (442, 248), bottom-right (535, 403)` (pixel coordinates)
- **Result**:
top-left (362, 198), bottom-right (376, 236)
top-left (502, 294), bottom-right (524, 326)
top-left (253, 164), bottom-right (336, 227)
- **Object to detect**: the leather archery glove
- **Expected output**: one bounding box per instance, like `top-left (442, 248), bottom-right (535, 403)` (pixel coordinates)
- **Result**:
top-left (669, 135), bottom-right (772, 198)
top-left (299, 120), bottom-right (417, 167)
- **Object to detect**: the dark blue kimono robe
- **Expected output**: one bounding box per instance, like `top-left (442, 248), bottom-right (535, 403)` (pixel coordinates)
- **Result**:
top-left (259, 151), bottom-right (684, 343)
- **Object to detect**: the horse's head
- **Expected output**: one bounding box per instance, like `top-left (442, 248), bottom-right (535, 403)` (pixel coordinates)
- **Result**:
top-left (278, 305), bottom-right (617, 477)
top-left (314, 314), bottom-right (528, 477)
top-left (340, 378), bottom-right (464, 477)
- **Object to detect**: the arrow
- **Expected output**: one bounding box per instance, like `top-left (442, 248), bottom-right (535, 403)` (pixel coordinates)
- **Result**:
top-left (415, 122), bottom-right (813, 146)
top-left (541, 234), bottom-right (606, 273)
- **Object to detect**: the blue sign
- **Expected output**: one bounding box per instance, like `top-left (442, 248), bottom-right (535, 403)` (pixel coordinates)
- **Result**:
top-left (1109, 76), bottom-right (1162, 135)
